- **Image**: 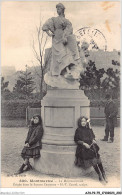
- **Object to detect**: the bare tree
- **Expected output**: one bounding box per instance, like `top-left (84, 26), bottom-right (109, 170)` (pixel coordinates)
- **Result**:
top-left (32, 18), bottom-right (52, 99)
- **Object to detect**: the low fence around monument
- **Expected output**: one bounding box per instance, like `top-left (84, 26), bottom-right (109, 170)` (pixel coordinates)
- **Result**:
top-left (26, 107), bottom-right (120, 126)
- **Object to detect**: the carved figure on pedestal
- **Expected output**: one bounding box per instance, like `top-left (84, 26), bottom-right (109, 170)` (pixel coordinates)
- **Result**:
top-left (42, 3), bottom-right (88, 89)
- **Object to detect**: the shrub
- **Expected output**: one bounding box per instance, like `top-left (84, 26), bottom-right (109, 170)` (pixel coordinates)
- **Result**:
top-left (1, 98), bottom-right (119, 119)
top-left (1, 99), bottom-right (41, 119)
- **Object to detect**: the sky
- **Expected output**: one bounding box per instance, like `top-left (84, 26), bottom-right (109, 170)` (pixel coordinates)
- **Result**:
top-left (1, 1), bottom-right (121, 71)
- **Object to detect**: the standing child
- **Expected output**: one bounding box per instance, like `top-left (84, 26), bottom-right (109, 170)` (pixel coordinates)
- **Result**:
top-left (74, 116), bottom-right (107, 182)
top-left (15, 115), bottom-right (43, 174)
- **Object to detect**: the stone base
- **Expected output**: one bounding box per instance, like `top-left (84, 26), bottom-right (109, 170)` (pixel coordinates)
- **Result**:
top-left (34, 145), bottom-right (92, 177)
top-left (34, 89), bottom-right (91, 177)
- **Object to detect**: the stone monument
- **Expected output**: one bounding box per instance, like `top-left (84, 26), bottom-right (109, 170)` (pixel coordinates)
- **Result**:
top-left (34, 3), bottom-right (90, 177)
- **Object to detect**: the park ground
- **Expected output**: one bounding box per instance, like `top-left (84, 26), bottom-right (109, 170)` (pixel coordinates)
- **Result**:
top-left (1, 125), bottom-right (121, 188)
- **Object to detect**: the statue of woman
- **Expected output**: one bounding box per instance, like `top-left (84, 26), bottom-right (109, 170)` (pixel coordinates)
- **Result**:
top-left (42, 3), bottom-right (87, 88)
top-left (42, 3), bottom-right (81, 77)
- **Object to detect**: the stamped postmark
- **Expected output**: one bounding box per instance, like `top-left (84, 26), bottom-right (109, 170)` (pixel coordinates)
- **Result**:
top-left (75, 27), bottom-right (107, 51)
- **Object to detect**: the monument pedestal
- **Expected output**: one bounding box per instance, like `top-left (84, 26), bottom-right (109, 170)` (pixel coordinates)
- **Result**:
top-left (34, 89), bottom-right (91, 177)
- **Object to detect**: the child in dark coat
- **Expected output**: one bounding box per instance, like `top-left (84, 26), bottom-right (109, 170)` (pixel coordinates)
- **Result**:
top-left (74, 116), bottom-right (107, 182)
top-left (15, 115), bottom-right (43, 174)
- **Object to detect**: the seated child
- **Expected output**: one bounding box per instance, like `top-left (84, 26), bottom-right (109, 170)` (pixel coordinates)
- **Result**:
top-left (74, 116), bottom-right (107, 182)
top-left (15, 115), bottom-right (43, 174)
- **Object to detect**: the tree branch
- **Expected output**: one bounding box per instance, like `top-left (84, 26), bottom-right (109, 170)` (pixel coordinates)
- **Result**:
top-left (42, 35), bottom-right (48, 58)
top-left (32, 39), bottom-right (41, 64)
top-left (31, 60), bottom-right (41, 78)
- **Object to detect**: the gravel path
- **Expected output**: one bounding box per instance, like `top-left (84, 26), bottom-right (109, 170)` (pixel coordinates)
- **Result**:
top-left (1, 126), bottom-right (120, 188)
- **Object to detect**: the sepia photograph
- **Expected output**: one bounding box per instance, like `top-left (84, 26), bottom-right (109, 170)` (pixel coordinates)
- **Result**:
top-left (1, 0), bottom-right (121, 194)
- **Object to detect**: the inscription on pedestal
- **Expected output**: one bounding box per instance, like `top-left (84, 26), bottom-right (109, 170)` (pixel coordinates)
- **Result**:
top-left (44, 107), bottom-right (75, 128)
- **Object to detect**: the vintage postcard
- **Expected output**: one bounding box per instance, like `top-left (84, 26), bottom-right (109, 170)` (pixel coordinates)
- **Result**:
top-left (1, 1), bottom-right (121, 194)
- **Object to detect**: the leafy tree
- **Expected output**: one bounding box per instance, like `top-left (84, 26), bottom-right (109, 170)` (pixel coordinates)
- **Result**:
top-left (13, 65), bottom-right (35, 99)
top-left (80, 60), bottom-right (105, 90)
top-left (101, 68), bottom-right (120, 99)
top-left (1, 77), bottom-right (9, 93)
top-left (112, 60), bottom-right (120, 66)
top-left (79, 60), bottom-right (120, 100)
top-left (1, 77), bottom-right (12, 100)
